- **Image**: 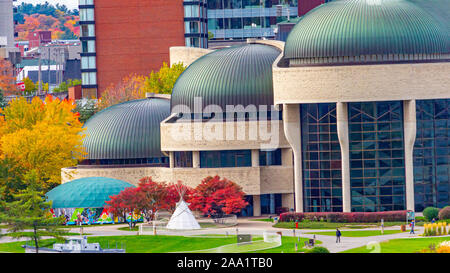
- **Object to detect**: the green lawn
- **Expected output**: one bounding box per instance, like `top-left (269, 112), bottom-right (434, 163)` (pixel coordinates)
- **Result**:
top-left (250, 218), bottom-right (274, 223)
top-left (305, 230), bottom-right (405, 237)
top-left (0, 235), bottom-right (322, 253)
top-left (341, 237), bottom-right (450, 253)
top-left (274, 221), bottom-right (410, 229)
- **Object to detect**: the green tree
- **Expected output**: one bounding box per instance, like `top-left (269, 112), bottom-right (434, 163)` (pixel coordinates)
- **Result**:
top-left (23, 77), bottom-right (36, 95)
top-left (53, 79), bottom-right (82, 93)
top-left (74, 98), bottom-right (98, 123)
top-left (144, 62), bottom-right (185, 94)
top-left (0, 89), bottom-right (8, 109)
top-left (0, 172), bottom-right (68, 253)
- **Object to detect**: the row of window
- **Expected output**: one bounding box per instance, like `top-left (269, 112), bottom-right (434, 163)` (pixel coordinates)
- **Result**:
top-left (79, 158), bottom-right (169, 166)
top-left (208, 16), bottom-right (280, 30)
top-left (173, 149), bottom-right (283, 168)
top-left (207, 0), bottom-right (297, 9)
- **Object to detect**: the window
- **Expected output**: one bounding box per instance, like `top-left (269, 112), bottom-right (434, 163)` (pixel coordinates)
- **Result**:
top-left (349, 101), bottom-right (406, 212)
top-left (79, 0), bottom-right (94, 5)
top-left (414, 99), bottom-right (450, 211)
top-left (80, 8), bottom-right (94, 21)
top-left (260, 194), bottom-right (282, 214)
top-left (82, 72), bottom-right (97, 85)
top-left (184, 5), bottom-right (200, 17)
top-left (82, 40), bottom-right (96, 53)
top-left (81, 24), bottom-right (95, 37)
top-left (174, 151), bottom-right (193, 168)
top-left (81, 56), bottom-right (96, 69)
top-left (301, 103), bottom-right (342, 212)
top-left (260, 149), bottom-right (282, 166)
top-left (200, 150), bottom-right (251, 168)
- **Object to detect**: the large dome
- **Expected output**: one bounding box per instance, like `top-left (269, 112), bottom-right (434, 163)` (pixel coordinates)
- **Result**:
top-left (82, 97), bottom-right (170, 160)
top-left (46, 177), bottom-right (135, 208)
top-left (284, 0), bottom-right (450, 65)
top-left (171, 43), bottom-right (281, 112)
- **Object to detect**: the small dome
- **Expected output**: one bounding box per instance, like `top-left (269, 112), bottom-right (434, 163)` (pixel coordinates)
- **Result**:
top-left (46, 177), bottom-right (135, 208)
top-left (171, 43), bottom-right (281, 112)
top-left (284, 0), bottom-right (450, 64)
top-left (82, 98), bottom-right (170, 160)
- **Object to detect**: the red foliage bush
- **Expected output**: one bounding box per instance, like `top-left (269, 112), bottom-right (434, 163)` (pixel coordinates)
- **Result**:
top-left (189, 175), bottom-right (248, 217)
top-left (438, 206), bottom-right (450, 220)
top-left (279, 210), bottom-right (408, 223)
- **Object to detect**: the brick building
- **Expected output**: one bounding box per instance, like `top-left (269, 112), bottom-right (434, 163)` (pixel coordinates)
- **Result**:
top-left (79, 0), bottom-right (207, 98)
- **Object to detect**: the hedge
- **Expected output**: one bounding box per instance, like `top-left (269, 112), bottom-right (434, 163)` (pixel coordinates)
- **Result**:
top-left (279, 210), bottom-right (408, 223)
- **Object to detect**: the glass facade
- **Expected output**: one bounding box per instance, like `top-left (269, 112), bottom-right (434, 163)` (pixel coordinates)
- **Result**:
top-left (184, 0), bottom-right (208, 48)
top-left (79, 157), bottom-right (169, 167)
top-left (414, 99), bottom-right (450, 211)
top-left (207, 0), bottom-right (298, 40)
top-left (79, 0), bottom-right (97, 93)
top-left (349, 101), bottom-right (406, 212)
top-left (200, 150), bottom-right (251, 168)
top-left (301, 103), bottom-right (343, 212)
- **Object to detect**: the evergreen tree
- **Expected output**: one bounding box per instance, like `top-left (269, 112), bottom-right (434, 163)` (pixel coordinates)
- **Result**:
top-left (0, 172), bottom-right (67, 253)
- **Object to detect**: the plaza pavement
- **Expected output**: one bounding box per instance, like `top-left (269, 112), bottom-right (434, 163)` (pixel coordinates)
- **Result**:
top-left (0, 218), bottom-right (440, 253)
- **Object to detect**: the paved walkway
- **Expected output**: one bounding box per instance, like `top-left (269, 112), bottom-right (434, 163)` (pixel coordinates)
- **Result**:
top-left (1, 219), bottom-right (444, 253)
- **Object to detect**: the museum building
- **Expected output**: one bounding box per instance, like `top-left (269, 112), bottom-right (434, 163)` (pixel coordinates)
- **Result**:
top-left (61, 0), bottom-right (449, 214)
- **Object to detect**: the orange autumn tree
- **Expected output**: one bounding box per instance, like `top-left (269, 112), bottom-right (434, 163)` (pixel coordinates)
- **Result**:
top-left (97, 74), bottom-right (146, 111)
top-left (0, 59), bottom-right (18, 95)
top-left (0, 96), bottom-right (86, 190)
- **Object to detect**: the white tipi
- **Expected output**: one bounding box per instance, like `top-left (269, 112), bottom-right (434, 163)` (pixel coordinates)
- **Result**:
top-left (166, 182), bottom-right (201, 230)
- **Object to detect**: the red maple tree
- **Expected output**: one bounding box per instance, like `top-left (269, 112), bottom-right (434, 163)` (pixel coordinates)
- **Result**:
top-left (165, 181), bottom-right (195, 213)
top-left (134, 177), bottom-right (169, 221)
top-left (105, 187), bottom-right (138, 225)
top-left (189, 176), bottom-right (248, 218)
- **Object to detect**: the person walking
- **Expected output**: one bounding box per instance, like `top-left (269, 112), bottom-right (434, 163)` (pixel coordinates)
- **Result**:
top-left (336, 228), bottom-right (341, 243)
top-left (410, 219), bottom-right (415, 234)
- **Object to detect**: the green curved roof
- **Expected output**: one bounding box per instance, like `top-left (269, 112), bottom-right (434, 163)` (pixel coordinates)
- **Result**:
top-left (82, 98), bottom-right (170, 160)
top-left (46, 177), bottom-right (135, 208)
top-left (284, 0), bottom-right (450, 61)
top-left (171, 43), bottom-right (281, 112)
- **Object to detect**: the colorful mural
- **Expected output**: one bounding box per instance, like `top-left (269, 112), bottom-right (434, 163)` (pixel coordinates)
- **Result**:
top-left (52, 208), bottom-right (143, 225)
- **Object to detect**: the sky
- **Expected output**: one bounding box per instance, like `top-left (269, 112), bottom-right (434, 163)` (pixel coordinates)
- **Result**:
top-left (16, 0), bottom-right (78, 10)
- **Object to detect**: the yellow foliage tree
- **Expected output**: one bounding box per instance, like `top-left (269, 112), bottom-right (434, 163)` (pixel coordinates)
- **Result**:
top-left (144, 62), bottom-right (186, 94)
top-left (0, 96), bottom-right (86, 190)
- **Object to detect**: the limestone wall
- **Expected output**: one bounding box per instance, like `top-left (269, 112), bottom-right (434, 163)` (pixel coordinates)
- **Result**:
top-left (62, 165), bottom-right (294, 195)
top-left (273, 61), bottom-right (450, 105)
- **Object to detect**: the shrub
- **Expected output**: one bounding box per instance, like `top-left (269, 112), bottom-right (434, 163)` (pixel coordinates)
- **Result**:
top-left (415, 216), bottom-right (426, 222)
top-left (305, 247), bottom-right (330, 253)
top-left (279, 211), bottom-right (408, 223)
top-left (423, 207), bottom-right (440, 221)
top-left (438, 206), bottom-right (450, 220)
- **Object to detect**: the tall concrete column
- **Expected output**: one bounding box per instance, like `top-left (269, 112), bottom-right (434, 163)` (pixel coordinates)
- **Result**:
top-left (251, 149), bottom-right (259, 167)
top-left (253, 195), bottom-right (261, 217)
top-left (336, 102), bottom-right (351, 212)
top-left (281, 148), bottom-right (293, 166)
top-left (169, 151), bottom-right (174, 168)
top-left (403, 100), bottom-right (417, 211)
top-left (282, 104), bottom-right (303, 212)
top-left (192, 151), bottom-right (200, 168)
